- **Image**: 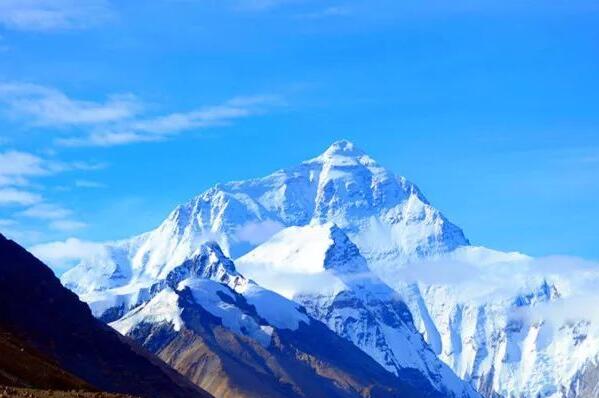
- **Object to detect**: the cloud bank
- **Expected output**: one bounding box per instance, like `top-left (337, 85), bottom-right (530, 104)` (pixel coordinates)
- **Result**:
top-left (0, 82), bottom-right (283, 147)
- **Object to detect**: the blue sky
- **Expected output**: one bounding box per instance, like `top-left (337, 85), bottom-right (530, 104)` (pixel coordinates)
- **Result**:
top-left (0, 0), bottom-right (598, 259)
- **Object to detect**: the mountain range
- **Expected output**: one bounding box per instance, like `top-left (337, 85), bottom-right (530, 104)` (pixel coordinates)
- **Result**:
top-left (5, 140), bottom-right (598, 397)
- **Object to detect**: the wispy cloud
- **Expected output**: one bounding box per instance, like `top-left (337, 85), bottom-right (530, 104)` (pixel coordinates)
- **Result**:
top-left (30, 237), bottom-right (107, 274)
top-left (296, 6), bottom-right (351, 19)
top-left (232, 0), bottom-right (298, 11)
top-left (0, 150), bottom-right (48, 186)
top-left (0, 83), bottom-right (141, 126)
top-left (0, 0), bottom-right (112, 31)
top-left (0, 149), bottom-right (98, 238)
top-left (18, 202), bottom-right (86, 231)
top-left (230, 0), bottom-right (351, 18)
top-left (19, 203), bottom-right (71, 219)
top-left (0, 81), bottom-right (283, 147)
top-left (0, 188), bottom-right (42, 206)
top-left (57, 94), bottom-right (283, 147)
top-left (49, 219), bottom-right (87, 231)
top-left (0, 149), bottom-right (105, 187)
top-left (235, 220), bottom-right (284, 245)
top-left (75, 179), bottom-right (106, 188)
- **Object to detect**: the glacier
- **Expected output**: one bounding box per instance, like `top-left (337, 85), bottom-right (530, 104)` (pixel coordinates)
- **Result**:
top-left (237, 222), bottom-right (478, 397)
top-left (59, 140), bottom-right (599, 397)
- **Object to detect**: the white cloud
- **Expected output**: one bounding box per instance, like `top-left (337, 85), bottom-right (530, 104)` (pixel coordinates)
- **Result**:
top-left (232, 0), bottom-right (296, 11)
top-left (68, 161), bottom-right (109, 171)
top-left (235, 220), bottom-right (285, 245)
top-left (49, 219), bottom-right (87, 231)
top-left (0, 175), bottom-right (28, 186)
top-left (380, 247), bottom-right (599, 317)
top-left (14, 201), bottom-right (86, 234)
top-left (19, 203), bottom-right (71, 219)
top-left (0, 149), bottom-right (106, 190)
top-left (0, 150), bottom-right (48, 185)
top-left (58, 131), bottom-right (162, 147)
top-left (0, 188), bottom-right (42, 206)
top-left (0, 83), bottom-right (141, 126)
top-left (30, 237), bottom-right (106, 273)
top-left (57, 94), bottom-right (283, 147)
top-left (75, 179), bottom-right (106, 188)
top-left (0, 149), bottom-right (101, 240)
top-left (0, 0), bottom-right (112, 31)
top-left (0, 222), bottom-right (43, 246)
top-left (0, 81), bottom-right (282, 147)
top-left (296, 6), bottom-right (351, 19)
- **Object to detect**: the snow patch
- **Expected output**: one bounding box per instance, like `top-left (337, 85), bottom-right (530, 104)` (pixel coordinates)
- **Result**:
top-left (111, 288), bottom-right (183, 335)
top-left (179, 278), bottom-right (273, 347)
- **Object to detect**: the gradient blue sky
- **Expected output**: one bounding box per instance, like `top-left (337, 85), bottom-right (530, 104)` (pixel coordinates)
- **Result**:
top-left (0, 0), bottom-right (598, 259)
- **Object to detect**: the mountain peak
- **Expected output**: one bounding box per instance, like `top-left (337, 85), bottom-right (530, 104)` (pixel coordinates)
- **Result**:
top-left (324, 224), bottom-right (370, 275)
top-left (323, 140), bottom-right (361, 156)
top-left (197, 240), bottom-right (229, 260)
top-left (237, 223), bottom-right (370, 277)
top-left (172, 241), bottom-right (241, 283)
top-left (306, 140), bottom-right (374, 166)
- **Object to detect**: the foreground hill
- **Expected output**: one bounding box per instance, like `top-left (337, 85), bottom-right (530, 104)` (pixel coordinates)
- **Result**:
top-left (0, 233), bottom-right (211, 398)
top-left (0, 386), bottom-right (136, 398)
top-left (0, 329), bottom-right (90, 391)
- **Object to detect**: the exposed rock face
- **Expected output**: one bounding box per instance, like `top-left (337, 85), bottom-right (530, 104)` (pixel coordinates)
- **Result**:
top-left (109, 242), bottom-right (449, 398)
top-left (238, 223), bottom-right (479, 398)
top-left (0, 234), bottom-right (211, 398)
top-left (568, 361), bottom-right (599, 398)
top-left (122, 293), bottom-right (433, 398)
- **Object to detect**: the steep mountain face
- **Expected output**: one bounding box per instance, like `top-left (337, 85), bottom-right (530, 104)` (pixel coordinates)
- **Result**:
top-left (237, 223), bottom-right (479, 398)
top-left (62, 140), bottom-right (467, 296)
top-left (90, 241), bottom-right (446, 398)
top-left (373, 247), bottom-right (599, 398)
top-left (0, 233), bottom-right (211, 398)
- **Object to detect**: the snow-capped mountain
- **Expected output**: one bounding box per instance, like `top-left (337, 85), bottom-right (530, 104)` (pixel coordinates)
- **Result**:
top-left (87, 240), bottom-right (452, 398)
top-left (58, 140), bottom-right (599, 397)
top-left (62, 140), bottom-right (467, 295)
top-left (375, 248), bottom-right (599, 398)
top-left (236, 223), bottom-right (479, 397)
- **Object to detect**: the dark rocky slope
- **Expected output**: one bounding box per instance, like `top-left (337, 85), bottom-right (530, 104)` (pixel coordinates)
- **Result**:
top-left (121, 271), bottom-right (446, 398)
top-left (0, 234), bottom-right (211, 398)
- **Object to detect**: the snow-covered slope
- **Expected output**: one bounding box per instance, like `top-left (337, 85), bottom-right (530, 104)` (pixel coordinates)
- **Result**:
top-left (101, 241), bottom-right (452, 398)
top-left (373, 247), bottom-right (599, 398)
top-left (57, 140), bottom-right (599, 397)
top-left (237, 223), bottom-right (479, 398)
top-left (62, 140), bottom-right (467, 295)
